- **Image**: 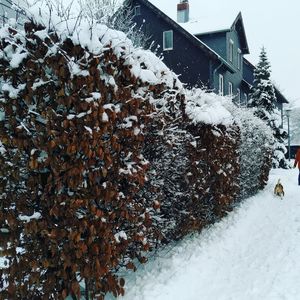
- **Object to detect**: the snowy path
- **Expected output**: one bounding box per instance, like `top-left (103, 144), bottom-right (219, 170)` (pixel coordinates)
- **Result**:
top-left (117, 168), bottom-right (300, 300)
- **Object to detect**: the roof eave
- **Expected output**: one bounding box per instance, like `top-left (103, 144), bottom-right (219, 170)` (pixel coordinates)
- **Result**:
top-left (195, 28), bottom-right (229, 37)
top-left (275, 88), bottom-right (289, 104)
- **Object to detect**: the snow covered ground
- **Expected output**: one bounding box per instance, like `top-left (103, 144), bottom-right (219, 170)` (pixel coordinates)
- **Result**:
top-left (1, 167), bottom-right (299, 299)
top-left (114, 167), bottom-right (300, 300)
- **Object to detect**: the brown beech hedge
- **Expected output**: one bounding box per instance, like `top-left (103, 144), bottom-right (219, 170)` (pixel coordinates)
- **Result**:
top-left (0, 17), bottom-right (272, 299)
top-left (0, 20), bottom-right (179, 299)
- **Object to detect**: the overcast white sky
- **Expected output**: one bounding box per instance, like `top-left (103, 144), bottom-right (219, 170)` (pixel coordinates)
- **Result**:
top-left (149, 0), bottom-right (300, 107)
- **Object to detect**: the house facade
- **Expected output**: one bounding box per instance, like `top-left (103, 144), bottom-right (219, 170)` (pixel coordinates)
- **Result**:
top-left (128, 0), bottom-right (235, 91)
top-left (0, 0), bottom-right (289, 116)
top-left (128, 0), bottom-right (288, 113)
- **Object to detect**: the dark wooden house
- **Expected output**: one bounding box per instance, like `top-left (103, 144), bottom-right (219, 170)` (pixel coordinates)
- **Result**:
top-left (127, 0), bottom-right (288, 114)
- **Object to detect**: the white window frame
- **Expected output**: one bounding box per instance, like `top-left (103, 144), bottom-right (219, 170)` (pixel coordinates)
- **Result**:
top-left (134, 5), bottom-right (141, 16)
top-left (237, 48), bottom-right (242, 70)
top-left (229, 39), bottom-right (234, 62)
top-left (219, 74), bottom-right (224, 96)
top-left (163, 30), bottom-right (173, 51)
top-left (244, 93), bottom-right (248, 104)
top-left (228, 82), bottom-right (233, 97)
top-left (237, 88), bottom-right (241, 105)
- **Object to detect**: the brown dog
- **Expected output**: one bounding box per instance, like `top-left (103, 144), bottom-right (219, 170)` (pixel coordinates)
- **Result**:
top-left (274, 179), bottom-right (284, 198)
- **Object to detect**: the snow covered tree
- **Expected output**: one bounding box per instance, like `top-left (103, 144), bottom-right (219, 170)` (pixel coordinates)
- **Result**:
top-left (226, 105), bottom-right (274, 199)
top-left (248, 47), bottom-right (277, 117)
top-left (248, 47), bottom-right (289, 168)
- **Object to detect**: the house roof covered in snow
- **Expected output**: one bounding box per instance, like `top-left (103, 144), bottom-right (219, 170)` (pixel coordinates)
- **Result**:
top-left (144, 0), bottom-right (287, 104)
top-left (130, 0), bottom-right (236, 73)
top-left (147, 0), bottom-right (249, 54)
top-left (148, 0), bottom-right (239, 33)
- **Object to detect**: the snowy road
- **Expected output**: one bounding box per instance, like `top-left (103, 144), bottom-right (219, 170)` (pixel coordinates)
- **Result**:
top-left (118, 168), bottom-right (300, 300)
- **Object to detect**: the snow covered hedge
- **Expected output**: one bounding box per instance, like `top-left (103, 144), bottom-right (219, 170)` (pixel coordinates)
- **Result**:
top-left (0, 9), bottom-right (183, 299)
top-left (0, 3), bottom-right (274, 298)
top-left (140, 89), bottom-right (273, 244)
top-left (227, 105), bottom-right (274, 199)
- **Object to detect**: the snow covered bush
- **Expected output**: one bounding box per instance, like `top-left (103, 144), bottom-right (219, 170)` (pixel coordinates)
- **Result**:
top-left (82, 0), bottom-right (151, 48)
top-left (0, 3), bottom-right (182, 298)
top-left (185, 90), bottom-right (241, 220)
top-left (139, 89), bottom-right (241, 243)
top-left (226, 105), bottom-right (274, 199)
top-left (248, 47), bottom-right (288, 169)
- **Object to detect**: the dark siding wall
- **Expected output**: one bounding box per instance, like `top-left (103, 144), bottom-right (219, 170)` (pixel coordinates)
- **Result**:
top-left (275, 100), bottom-right (283, 111)
top-left (243, 59), bottom-right (284, 120)
top-left (243, 60), bottom-right (254, 84)
top-left (132, 0), bottom-right (211, 88)
top-left (131, 0), bottom-right (288, 108)
top-left (197, 32), bottom-right (227, 60)
top-left (242, 59), bottom-right (255, 105)
top-left (226, 30), bottom-right (242, 71)
top-left (286, 145), bottom-right (300, 159)
top-left (198, 29), bottom-right (249, 105)
top-left (225, 31), bottom-right (243, 103)
top-left (208, 29), bottom-right (247, 105)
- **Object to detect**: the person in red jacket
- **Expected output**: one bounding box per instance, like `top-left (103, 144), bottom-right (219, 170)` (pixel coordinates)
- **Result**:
top-left (294, 147), bottom-right (300, 185)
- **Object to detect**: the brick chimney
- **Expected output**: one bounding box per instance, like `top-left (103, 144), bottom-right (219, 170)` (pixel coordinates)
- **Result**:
top-left (177, 0), bottom-right (189, 23)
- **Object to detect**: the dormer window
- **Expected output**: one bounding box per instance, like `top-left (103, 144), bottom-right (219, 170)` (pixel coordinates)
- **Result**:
top-left (219, 74), bottom-right (224, 96)
top-left (229, 39), bottom-right (234, 63)
top-left (237, 48), bottom-right (242, 70)
top-left (237, 88), bottom-right (241, 105)
top-left (244, 93), bottom-right (248, 104)
top-left (163, 30), bottom-right (173, 50)
top-left (228, 82), bottom-right (233, 97)
top-left (134, 5), bottom-right (141, 16)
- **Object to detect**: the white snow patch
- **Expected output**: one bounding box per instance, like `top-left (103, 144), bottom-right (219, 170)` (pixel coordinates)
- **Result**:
top-left (84, 126), bottom-right (93, 135)
top-left (186, 89), bottom-right (233, 126)
top-left (18, 212), bottom-right (42, 223)
top-left (0, 141), bottom-right (6, 155)
top-left (113, 168), bottom-right (300, 300)
top-left (114, 231), bottom-right (127, 243)
top-left (102, 112), bottom-right (109, 122)
top-left (2, 83), bottom-right (26, 99)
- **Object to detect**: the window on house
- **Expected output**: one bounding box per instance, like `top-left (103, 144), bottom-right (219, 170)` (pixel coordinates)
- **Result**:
top-left (244, 93), bottom-right (248, 104)
top-left (237, 88), bottom-right (241, 105)
top-left (229, 39), bottom-right (234, 62)
top-left (134, 5), bottom-right (141, 16)
top-left (228, 82), bottom-right (233, 97)
top-left (237, 49), bottom-right (242, 70)
top-left (219, 74), bottom-right (224, 96)
top-left (163, 30), bottom-right (173, 50)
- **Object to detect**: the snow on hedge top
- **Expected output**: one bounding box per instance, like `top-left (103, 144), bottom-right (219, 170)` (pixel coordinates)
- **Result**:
top-left (12, 0), bottom-right (181, 90)
top-left (185, 89), bottom-right (234, 126)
